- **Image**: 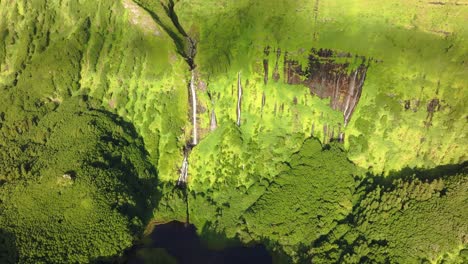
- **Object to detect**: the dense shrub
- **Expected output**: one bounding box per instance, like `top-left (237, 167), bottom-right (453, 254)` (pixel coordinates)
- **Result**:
top-left (0, 98), bottom-right (158, 263)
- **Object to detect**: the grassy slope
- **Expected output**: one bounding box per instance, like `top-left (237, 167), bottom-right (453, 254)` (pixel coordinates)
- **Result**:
top-left (0, 0), bottom-right (467, 262)
top-left (0, 0), bottom-right (189, 183)
top-left (159, 1), bottom-right (468, 260)
top-left (2, 0), bottom-right (463, 186)
top-left (172, 0), bottom-right (467, 177)
top-left (2, 0), bottom-right (464, 178)
top-left (0, 1), bottom-right (180, 262)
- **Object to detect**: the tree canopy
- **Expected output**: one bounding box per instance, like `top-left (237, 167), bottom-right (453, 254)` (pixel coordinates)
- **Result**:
top-left (0, 98), bottom-right (158, 263)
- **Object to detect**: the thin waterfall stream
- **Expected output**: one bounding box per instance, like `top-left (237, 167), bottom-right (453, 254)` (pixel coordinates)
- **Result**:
top-left (236, 71), bottom-right (243, 126)
top-left (190, 70), bottom-right (198, 145)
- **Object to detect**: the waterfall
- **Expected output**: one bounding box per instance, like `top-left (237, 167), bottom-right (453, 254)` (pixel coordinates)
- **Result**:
top-left (343, 70), bottom-right (359, 126)
top-left (347, 71), bottom-right (366, 120)
top-left (176, 70), bottom-right (196, 186)
top-left (190, 70), bottom-right (197, 145)
top-left (343, 70), bottom-right (358, 117)
top-left (332, 75), bottom-right (341, 109)
top-left (210, 109), bottom-right (217, 131)
top-left (344, 69), bottom-right (366, 126)
top-left (236, 72), bottom-right (243, 126)
top-left (177, 151), bottom-right (189, 186)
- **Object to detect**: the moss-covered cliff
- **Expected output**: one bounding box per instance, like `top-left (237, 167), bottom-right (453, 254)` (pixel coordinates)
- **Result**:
top-left (0, 0), bottom-right (466, 263)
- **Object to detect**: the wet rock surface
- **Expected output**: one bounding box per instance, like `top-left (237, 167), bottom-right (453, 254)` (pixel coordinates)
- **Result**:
top-left (283, 48), bottom-right (369, 125)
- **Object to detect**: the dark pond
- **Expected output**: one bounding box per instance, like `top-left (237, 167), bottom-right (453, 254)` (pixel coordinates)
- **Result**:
top-left (126, 221), bottom-right (272, 264)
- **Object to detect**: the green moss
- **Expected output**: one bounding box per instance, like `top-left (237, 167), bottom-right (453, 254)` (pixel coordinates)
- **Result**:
top-left (170, 0), bottom-right (468, 174)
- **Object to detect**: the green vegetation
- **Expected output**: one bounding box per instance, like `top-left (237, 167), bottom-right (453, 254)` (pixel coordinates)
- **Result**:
top-left (312, 170), bottom-right (468, 264)
top-left (0, 0), bottom-right (466, 263)
top-left (183, 138), bottom-right (467, 263)
top-left (345, 174), bottom-right (467, 263)
top-left (0, 97), bottom-right (158, 263)
top-left (241, 139), bottom-right (356, 259)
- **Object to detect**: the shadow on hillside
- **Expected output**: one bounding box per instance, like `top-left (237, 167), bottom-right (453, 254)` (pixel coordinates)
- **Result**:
top-left (0, 228), bottom-right (18, 264)
top-left (54, 96), bottom-right (162, 263)
top-left (99, 136), bottom-right (159, 227)
top-left (356, 161), bottom-right (468, 193)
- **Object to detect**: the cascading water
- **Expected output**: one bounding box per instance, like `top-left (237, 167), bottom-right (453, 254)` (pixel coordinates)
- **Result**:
top-left (177, 69), bottom-right (197, 187)
top-left (177, 150), bottom-right (189, 186)
top-left (210, 110), bottom-right (217, 131)
top-left (237, 72), bottom-right (243, 127)
top-left (190, 70), bottom-right (198, 145)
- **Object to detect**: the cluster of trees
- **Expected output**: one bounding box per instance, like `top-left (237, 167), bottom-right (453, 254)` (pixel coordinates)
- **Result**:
top-left (0, 2), bottom-right (171, 262)
top-left (0, 228), bottom-right (17, 263)
top-left (180, 135), bottom-right (467, 263)
top-left (340, 174), bottom-right (467, 263)
top-left (240, 139), bottom-right (356, 260)
top-left (0, 1), bottom-right (464, 263)
top-left (0, 98), bottom-right (158, 263)
top-left (241, 150), bottom-right (467, 263)
top-left (2, 99), bottom-right (463, 263)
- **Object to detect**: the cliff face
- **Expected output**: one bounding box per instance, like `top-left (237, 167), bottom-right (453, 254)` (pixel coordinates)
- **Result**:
top-left (284, 48), bottom-right (369, 128)
top-left (0, 0), bottom-right (190, 183)
top-left (1, 0), bottom-right (466, 182)
top-left (0, 0), bottom-right (467, 262)
top-left (170, 0), bottom-right (467, 175)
